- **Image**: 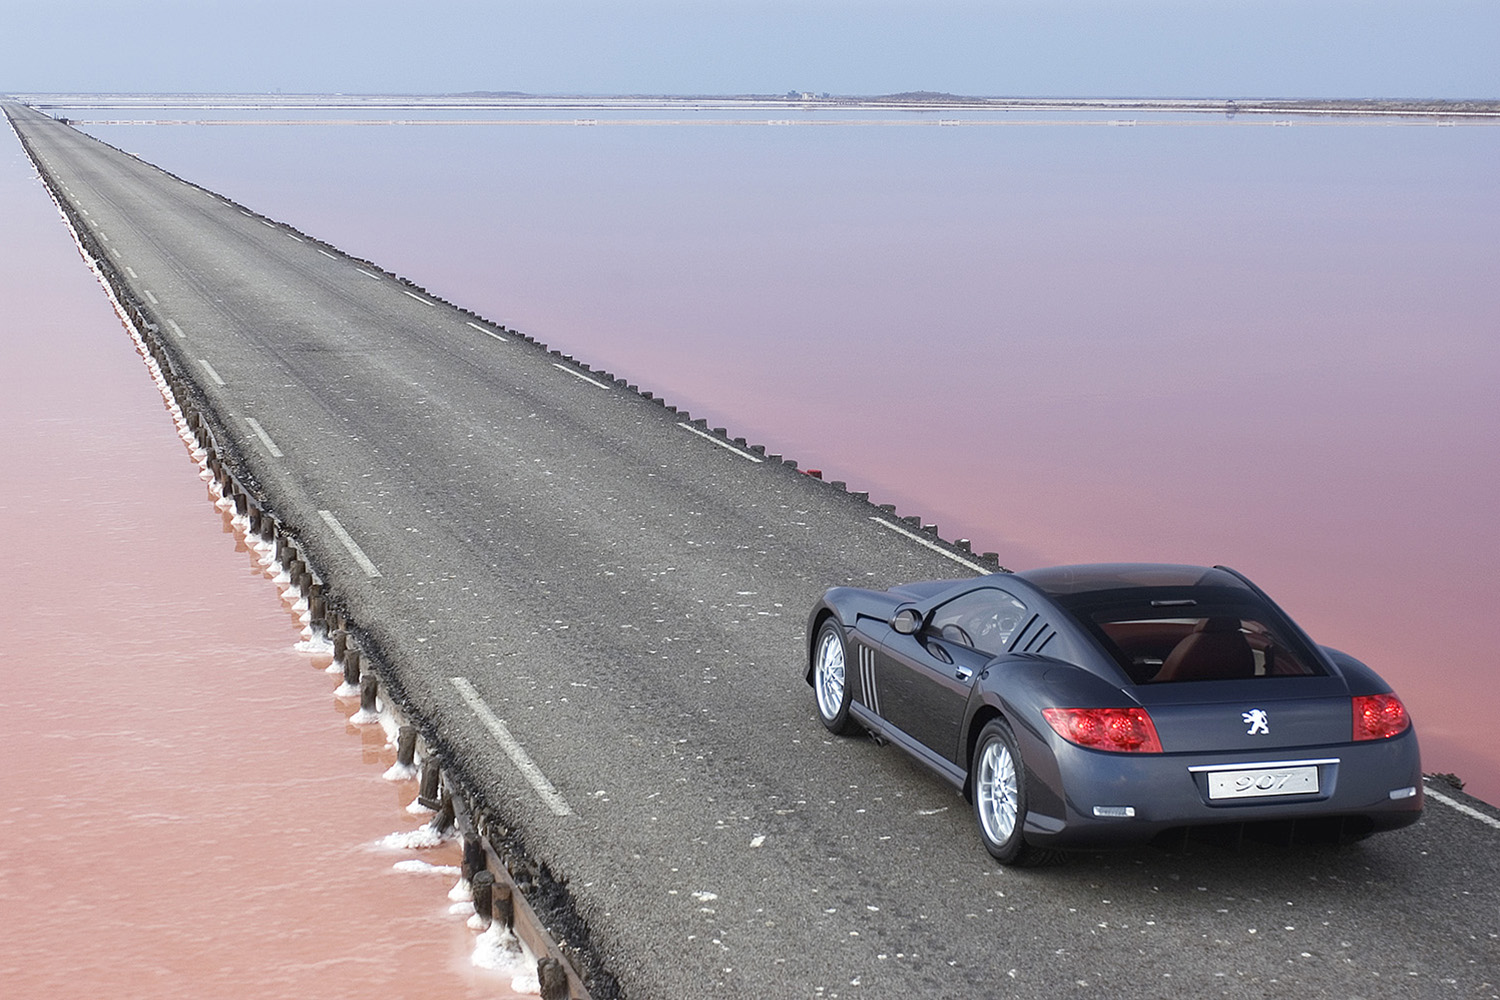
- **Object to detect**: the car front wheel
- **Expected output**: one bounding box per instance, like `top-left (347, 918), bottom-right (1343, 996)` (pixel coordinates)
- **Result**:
top-left (812, 618), bottom-right (855, 735)
top-left (972, 719), bottom-right (1058, 866)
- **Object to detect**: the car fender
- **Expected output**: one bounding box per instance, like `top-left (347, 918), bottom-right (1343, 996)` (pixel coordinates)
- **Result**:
top-left (805, 588), bottom-right (903, 682)
top-left (1319, 646), bottom-right (1394, 696)
top-left (960, 656), bottom-right (1141, 822)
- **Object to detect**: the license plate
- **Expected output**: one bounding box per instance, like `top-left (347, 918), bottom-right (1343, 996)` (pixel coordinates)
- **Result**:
top-left (1207, 765), bottom-right (1320, 800)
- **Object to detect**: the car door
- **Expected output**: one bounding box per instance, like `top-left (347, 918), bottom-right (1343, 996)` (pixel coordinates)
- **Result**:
top-left (877, 587), bottom-right (1029, 764)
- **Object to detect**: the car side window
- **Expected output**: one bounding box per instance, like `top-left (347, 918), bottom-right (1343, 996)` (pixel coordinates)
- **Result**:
top-left (928, 589), bottom-right (1028, 656)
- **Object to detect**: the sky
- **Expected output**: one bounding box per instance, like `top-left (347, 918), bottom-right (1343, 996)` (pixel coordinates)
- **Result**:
top-left (1, 0), bottom-right (1496, 99)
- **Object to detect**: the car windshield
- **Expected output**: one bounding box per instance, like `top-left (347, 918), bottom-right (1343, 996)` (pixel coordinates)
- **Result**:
top-left (1083, 605), bottom-right (1323, 684)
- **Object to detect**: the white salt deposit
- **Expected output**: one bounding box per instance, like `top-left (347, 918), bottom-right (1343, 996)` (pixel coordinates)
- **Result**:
top-left (294, 634), bottom-right (333, 655)
top-left (376, 825), bottom-right (448, 850)
top-left (391, 859), bottom-right (460, 876)
top-left (473, 923), bottom-right (539, 995)
top-left (382, 761), bottom-right (418, 781)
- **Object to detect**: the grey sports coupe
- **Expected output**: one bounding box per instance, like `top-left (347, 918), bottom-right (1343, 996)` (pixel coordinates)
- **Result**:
top-left (805, 563), bottom-right (1422, 864)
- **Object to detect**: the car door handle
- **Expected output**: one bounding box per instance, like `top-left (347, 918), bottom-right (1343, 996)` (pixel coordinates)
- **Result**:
top-left (955, 666), bottom-right (974, 682)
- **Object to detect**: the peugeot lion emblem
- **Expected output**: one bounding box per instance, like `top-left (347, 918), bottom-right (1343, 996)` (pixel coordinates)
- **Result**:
top-left (1242, 708), bottom-right (1270, 735)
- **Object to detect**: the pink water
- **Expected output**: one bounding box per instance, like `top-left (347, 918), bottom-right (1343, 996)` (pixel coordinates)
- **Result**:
top-left (19, 108), bottom-right (1500, 813)
top-left (0, 129), bottom-right (528, 997)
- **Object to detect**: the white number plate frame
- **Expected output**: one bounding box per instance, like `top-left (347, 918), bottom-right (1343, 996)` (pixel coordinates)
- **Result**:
top-left (1207, 765), bottom-right (1320, 800)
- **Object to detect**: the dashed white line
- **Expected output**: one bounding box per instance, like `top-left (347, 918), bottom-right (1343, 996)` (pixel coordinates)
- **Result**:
top-left (466, 321), bottom-right (507, 342)
top-left (244, 417), bottom-right (284, 457)
top-left (124, 266), bottom-right (137, 278)
top-left (450, 677), bottom-right (574, 817)
top-left (317, 249), bottom-right (337, 259)
top-left (317, 509), bottom-right (382, 578)
top-left (166, 319), bottom-right (185, 339)
top-left (678, 423), bottom-right (763, 463)
top-left (553, 363), bottom-right (612, 389)
top-left (285, 232), bottom-right (304, 243)
top-left (98, 232), bottom-right (109, 241)
top-left (260, 219), bottom-right (276, 228)
top-left (355, 267), bottom-right (382, 280)
top-left (239, 210), bottom-right (252, 217)
top-left (1424, 783), bottom-right (1500, 830)
top-left (198, 359), bottom-right (226, 386)
top-left (870, 517), bottom-right (990, 574)
top-left (143, 290), bottom-right (158, 304)
top-left (402, 289), bottom-right (435, 306)
top-left (108, 247), bottom-right (121, 259)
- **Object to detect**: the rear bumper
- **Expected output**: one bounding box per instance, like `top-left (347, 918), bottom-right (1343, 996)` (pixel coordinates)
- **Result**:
top-left (1022, 728), bottom-right (1423, 849)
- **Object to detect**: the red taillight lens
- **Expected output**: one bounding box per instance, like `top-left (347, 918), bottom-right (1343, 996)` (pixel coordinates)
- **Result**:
top-left (1353, 693), bottom-right (1410, 740)
top-left (1043, 707), bottom-right (1163, 753)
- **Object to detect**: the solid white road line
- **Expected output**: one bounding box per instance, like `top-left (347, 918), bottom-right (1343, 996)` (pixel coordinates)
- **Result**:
top-left (317, 509), bottom-right (382, 577)
top-left (198, 359), bottom-right (226, 385)
top-left (355, 267), bottom-right (381, 280)
top-left (1424, 783), bottom-right (1500, 830)
top-left (317, 248), bottom-right (337, 259)
top-left (467, 321), bottom-right (507, 342)
top-left (870, 517), bottom-right (990, 574)
top-left (553, 363), bottom-right (611, 389)
top-left (244, 417), bottom-right (284, 457)
top-left (402, 290), bottom-right (435, 306)
top-left (678, 423), bottom-right (764, 463)
top-left (450, 677), bottom-right (575, 817)
top-left (166, 319), bottom-right (185, 339)
top-left (143, 289), bottom-right (158, 304)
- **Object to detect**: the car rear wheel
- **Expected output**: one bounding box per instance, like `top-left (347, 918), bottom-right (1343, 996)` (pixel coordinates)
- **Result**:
top-left (812, 619), bottom-right (855, 735)
top-left (972, 719), bottom-right (1059, 866)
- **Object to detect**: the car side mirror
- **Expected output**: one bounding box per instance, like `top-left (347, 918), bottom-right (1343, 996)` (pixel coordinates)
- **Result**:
top-left (891, 608), bottom-right (923, 635)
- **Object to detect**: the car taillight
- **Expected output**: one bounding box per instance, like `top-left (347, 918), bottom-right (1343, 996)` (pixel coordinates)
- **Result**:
top-left (1043, 707), bottom-right (1163, 753)
top-left (1353, 693), bottom-right (1410, 740)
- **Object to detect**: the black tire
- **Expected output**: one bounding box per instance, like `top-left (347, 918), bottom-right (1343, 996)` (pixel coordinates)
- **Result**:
top-left (811, 618), bottom-right (856, 735)
top-left (971, 719), bottom-right (1062, 866)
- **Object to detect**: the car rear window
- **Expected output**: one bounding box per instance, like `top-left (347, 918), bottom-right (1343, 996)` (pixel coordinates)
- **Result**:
top-left (1089, 610), bottom-right (1324, 684)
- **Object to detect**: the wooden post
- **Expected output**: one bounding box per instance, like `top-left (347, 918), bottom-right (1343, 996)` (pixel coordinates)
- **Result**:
top-left (493, 882), bottom-right (514, 932)
top-left (417, 758), bottom-right (442, 810)
top-left (429, 792), bottom-right (455, 833)
top-left (342, 647), bottom-right (361, 689)
top-left (358, 671), bottom-right (378, 715)
top-left (395, 725), bottom-right (418, 769)
top-left (462, 833), bottom-right (486, 882)
top-left (537, 957), bottom-right (569, 999)
top-left (470, 870), bottom-right (494, 929)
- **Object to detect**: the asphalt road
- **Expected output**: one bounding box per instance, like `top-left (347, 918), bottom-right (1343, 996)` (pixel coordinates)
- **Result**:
top-left (8, 102), bottom-right (1498, 1000)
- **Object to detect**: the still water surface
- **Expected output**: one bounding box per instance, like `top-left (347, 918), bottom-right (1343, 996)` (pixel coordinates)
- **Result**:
top-left (32, 106), bottom-right (1500, 809)
top-left (0, 128), bottom-right (528, 997)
